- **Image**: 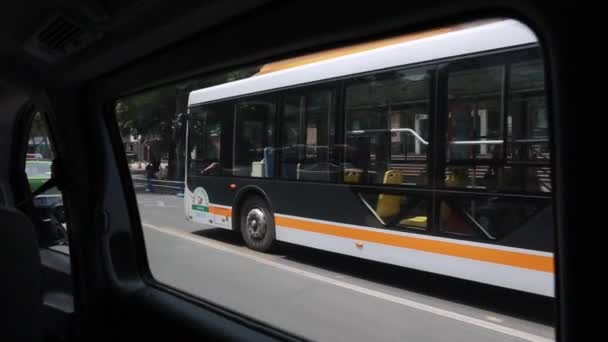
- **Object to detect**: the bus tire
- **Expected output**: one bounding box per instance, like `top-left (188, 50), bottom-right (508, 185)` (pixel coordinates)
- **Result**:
top-left (240, 196), bottom-right (276, 252)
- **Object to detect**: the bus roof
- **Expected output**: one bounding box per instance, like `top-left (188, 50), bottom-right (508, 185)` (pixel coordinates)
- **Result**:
top-left (188, 19), bottom-right (536, 107)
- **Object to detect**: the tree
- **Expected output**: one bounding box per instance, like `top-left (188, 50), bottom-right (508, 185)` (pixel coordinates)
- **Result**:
top-left (28, 112), bottom-right (53, 159)
top-left (115, 86), bottom-right (175, 141)
top-left (115, 66), bottom-right (260, 180)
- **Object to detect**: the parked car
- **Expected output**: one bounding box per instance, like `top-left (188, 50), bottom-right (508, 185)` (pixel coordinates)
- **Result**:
top-left (25, 160), bottom-right (64, 221)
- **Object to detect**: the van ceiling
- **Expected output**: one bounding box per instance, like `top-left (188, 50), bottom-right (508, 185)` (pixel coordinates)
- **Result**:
top-left (0, 0), bottom-right (270, 83)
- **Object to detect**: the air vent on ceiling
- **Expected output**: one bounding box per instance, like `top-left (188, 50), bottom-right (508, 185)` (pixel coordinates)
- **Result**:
top-left (38, 16), bottom-right (84, 53)
top-left (24, 14), bottom-right (101, 63)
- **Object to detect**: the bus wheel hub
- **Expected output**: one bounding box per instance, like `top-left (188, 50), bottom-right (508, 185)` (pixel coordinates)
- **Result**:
top-left (246, 208), bottom-right (266, 239)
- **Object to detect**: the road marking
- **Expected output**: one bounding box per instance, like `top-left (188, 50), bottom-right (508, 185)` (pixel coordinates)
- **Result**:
top-left (486, 316), bottom-right (505, 323)
top-left (142, 222), bottom-right (553, 342)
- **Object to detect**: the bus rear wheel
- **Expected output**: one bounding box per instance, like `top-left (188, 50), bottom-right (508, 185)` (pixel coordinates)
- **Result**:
top-left (240, 196), bottom-right (276, 252)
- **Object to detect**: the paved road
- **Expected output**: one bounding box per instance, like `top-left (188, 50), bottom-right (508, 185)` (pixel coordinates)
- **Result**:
top-left (136, 192), bottom-right (555, 342)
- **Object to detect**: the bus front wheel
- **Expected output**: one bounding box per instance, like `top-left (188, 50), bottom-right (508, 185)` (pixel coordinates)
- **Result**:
top-left (240, 196), bottom-right (276, 252)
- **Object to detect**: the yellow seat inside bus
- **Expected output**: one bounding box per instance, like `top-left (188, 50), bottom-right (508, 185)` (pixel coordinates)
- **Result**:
top-left (375, 169), bottom-right (427, 229)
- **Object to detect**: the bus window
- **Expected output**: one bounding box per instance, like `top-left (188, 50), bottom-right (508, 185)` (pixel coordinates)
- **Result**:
top-left (234, 97), bottom-right (276, 177)
top-left (444, 51), bottom-right (550, 193)
top-left (280, 89), bottom-right (337, 181)
top-left (508, 60), bottom-right (549, 159)
top-left (446, 65), bottom-right (504, 162)
top-left (440, 50), bottom-right (552, 246)
top-left (445, 62), bottom-right (503, 191)
top-left (188, 102), bottom-right (234, 176)
top-left (359, 191), bottom-right (430, 230)
top-left (345, 67), bottom-right (432, 186)
top-left (439, 196), bottom-right (553, 250)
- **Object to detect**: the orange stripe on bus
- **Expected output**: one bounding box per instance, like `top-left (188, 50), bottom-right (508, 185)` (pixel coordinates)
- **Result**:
top-left (275, 216), bottom-right (554, 273)
top-left (210, 206), bottom-right (232, 216)
top-left (255, 27), bottom-right (454, 75)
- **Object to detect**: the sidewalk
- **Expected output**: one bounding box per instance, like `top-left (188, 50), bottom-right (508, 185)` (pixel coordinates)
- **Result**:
top-left (129, 161), bottom-right (169, 175)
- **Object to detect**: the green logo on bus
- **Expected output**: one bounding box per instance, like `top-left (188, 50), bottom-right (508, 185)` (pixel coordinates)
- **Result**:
top-left (192, 187), bottom-right (210, 212)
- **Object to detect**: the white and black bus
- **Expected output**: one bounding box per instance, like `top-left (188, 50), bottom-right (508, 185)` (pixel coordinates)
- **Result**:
top-left (184, 19), bottom-right (554, 296)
